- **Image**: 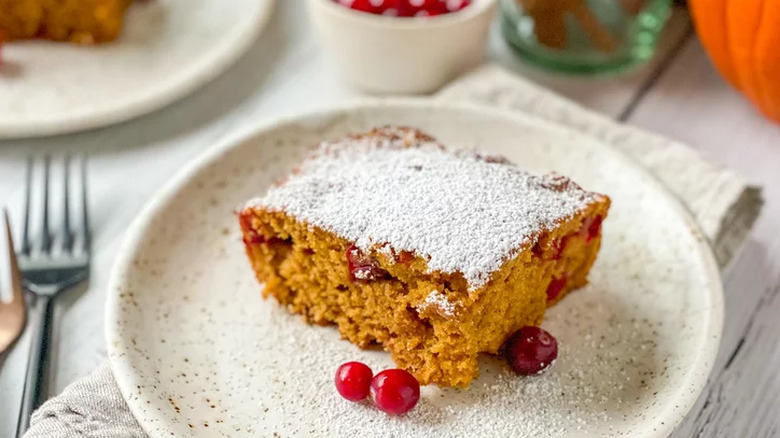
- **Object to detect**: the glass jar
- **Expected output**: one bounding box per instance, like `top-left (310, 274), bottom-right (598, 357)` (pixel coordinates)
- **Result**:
top-left (500, 0), bottom-right (672, 74)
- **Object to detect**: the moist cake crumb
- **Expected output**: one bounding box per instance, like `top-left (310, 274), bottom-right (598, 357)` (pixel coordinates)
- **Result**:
top-left (421, 290), bottom-right (458, 318)
top-left (239, 126), bottom-right (611, 387)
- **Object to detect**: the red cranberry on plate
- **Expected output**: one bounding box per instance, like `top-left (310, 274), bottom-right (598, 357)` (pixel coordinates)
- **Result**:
top-left (503, 326), bottom-right (558, 375)
top-left (335, 362), bottom-right (374, 402)
top-left (370, 369), bottom-right (420, 415)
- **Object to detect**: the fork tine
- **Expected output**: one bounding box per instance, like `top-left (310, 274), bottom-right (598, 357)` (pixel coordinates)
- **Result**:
top-left (3, 209), bottom-right (23, 304)
top-left (21, 157), bottom-right (32, 255)
top-left (40, 155), bottom-right (52, 253)
top-left (62, 156), bottom-right (73, 252)
top-left (80, 155), bottom-right (90, 253)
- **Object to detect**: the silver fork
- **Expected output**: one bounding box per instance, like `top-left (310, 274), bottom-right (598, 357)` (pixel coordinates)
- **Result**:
top-left (14, 156), bottom-right (90, 437)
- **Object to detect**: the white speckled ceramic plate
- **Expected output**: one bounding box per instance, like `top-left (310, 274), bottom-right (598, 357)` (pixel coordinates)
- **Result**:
top-left (106, 101), bottom-right (723, 438)
top-left (0, 0), bottom-right (274, 139)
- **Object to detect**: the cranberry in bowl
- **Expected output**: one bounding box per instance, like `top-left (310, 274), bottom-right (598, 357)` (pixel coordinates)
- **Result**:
top-left (332, 0), bottom-right (472, 17)
top-left (308, 0), bottom-right (498, 94)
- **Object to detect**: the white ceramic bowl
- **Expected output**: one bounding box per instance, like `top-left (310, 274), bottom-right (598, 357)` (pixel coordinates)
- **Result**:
top-left (308, 0), bottom-right (498, 94)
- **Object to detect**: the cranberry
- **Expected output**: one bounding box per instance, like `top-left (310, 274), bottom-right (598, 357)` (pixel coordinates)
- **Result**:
top-left (546, 275), bottom-right (567, 302)
top-left (336, 0), bottom-right (384, 13)
top-left (532, 242), bottom-right (543, 258)
top-left (400, 0), bottom-right (443, 16)
top-left (238, 210), bottom-right (253, 229)
top-left (335, 362), bottom-right (374, 402)
top-left (586, 215), bottom-right (604, 242)
top-left (346, 244), bottom-right (388, 281)
top-left (394, 0), bottom-right (415, 16)
top-left (442, 0), bottom-right (471, 12)
top-left (242, 233), bottom-right (263, 245)
top-left (238, 211), bottom-right (268, 245)
top-left (552, 238), bottom-right (567, 260)
top-left (333, 0), bottom-right (469, 15)
top-left (241, 230), bottom-right (288, 247)
top-left (370, 369), bottom-right (420, 415)
top-left (397, 251), bottom-right (414, 265)
top-left (503, 326), bottom-right (558, 375)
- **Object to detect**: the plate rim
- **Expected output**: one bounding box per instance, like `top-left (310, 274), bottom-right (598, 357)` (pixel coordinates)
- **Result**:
top-left (0, 0), bottom-right (276, 139)
top-left (105, 98), bottom-right (724, 437)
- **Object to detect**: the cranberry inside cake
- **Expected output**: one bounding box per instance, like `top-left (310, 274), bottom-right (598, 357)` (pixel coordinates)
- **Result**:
top-left (238, 127), bottom-right (610, 387)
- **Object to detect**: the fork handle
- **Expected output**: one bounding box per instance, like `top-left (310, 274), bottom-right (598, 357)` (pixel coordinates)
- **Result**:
top-left (15, 294), bottom-right (54, 438)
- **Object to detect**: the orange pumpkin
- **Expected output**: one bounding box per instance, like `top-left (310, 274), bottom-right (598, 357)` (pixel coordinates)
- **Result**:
top-left (689, 0), bottom-right (780, 123)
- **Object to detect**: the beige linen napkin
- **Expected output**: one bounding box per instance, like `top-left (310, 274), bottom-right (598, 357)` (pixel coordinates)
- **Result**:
top-left (25, 64), bottom-right (763, 438)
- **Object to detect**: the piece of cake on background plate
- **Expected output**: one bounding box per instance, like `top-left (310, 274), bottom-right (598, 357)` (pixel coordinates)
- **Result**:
top-left (238, 126), bottom-right (610, 387)
top-left (0, 0), bottom-right (132, 44)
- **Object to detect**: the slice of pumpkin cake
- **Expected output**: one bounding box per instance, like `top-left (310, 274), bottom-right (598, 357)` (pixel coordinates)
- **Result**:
top-left (238, 126), bottom-right (610, 387)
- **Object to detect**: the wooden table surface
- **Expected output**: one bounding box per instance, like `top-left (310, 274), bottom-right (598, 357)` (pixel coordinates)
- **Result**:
top-left (1, 4), bottom-right (779, 437)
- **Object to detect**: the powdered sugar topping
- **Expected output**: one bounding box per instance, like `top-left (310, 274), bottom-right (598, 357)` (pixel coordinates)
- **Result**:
top-left (421, 290), bottom-right (459, 317)
top-left (249, 127), bottom-right (601, 290)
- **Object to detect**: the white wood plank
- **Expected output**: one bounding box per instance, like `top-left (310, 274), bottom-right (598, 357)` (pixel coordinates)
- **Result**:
top-left (625, 36), bottom-right (780, 437)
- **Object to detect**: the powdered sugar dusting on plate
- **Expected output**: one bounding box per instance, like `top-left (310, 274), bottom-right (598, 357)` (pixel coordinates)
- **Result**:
top-left (249, 127), bottom-right (602, 290)
top-left (279, 319), bottom-right (628, 438)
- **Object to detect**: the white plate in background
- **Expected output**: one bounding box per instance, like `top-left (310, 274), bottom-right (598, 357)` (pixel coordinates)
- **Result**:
top-left (0, 0), bottom-right (275, 139)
